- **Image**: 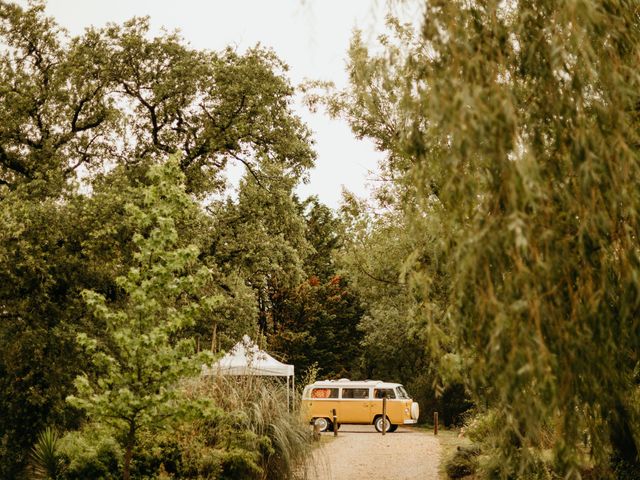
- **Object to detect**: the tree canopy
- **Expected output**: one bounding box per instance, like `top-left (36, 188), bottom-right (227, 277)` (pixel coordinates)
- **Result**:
top-left (324, 1), bottom-right (640, 477)
top-left (0, 2), bottom-right (326, 477)
top-left (0, 1), bottom-right (314, 197)
top-left (4, 0), bottom-right (640, 478)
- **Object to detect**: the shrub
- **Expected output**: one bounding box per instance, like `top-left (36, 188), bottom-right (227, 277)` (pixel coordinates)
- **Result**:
top-left (611, 458), bottom-right (640, 480)
top-left (465, 410), bottom-right (500, 445)
top-left (445, 445), bottom-right (480, 479)
top-left (57, 426), bottom-right (122, 480)
top-left (219, 448), bottom-right (263, 480)
top-left (54, 376), bottom-right (312, 479)
top-left (183, 376), bottom-right (314, 479)
top-left (130, 436), bottom-right (183, 479)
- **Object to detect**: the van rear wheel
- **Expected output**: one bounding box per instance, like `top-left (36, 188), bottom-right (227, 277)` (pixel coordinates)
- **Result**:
top-left (388, 424), bottom-right (398, 432)
top-left (313, 417), bottom-right (331, 432)
top-left (374, 415), bottom-right (392, 433)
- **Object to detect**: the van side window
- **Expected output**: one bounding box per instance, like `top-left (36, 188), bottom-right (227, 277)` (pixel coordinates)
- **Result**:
top-left (373, 388), bottom-right (396, 399)
top-left (311, 388), bottom-right (339, 399)
top-left (341, 388), bottom-right (370, 399)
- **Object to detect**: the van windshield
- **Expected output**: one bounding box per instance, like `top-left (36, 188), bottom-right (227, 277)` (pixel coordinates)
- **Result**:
top-left (396, 386), bottom-right (410, 399)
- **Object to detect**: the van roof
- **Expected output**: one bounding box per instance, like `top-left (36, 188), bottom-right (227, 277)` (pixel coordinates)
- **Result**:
top-left (305, 379), bottom-right (403, 388)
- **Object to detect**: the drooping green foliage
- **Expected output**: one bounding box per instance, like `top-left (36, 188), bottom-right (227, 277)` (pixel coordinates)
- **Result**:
top-left (412, 2), bottom-right (640, 476)
top-left (327, 1), bottom-right (640, 477)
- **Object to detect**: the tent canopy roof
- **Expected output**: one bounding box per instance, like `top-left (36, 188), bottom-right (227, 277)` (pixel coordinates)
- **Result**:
top-left (202, 335), bottom-right (294, 377)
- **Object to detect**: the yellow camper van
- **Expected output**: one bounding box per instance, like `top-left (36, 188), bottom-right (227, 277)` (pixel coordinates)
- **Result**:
top-left (301, 379), bottom-right (419, 432)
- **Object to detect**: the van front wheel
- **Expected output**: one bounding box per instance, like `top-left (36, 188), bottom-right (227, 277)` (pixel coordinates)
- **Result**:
top-left (374, 416), bottom-right (392, 433)
top-left (313, 417), bottom-right (331, 432)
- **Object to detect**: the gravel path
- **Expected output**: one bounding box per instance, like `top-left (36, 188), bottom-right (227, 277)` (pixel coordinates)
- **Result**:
top-left (307, 425), bottom-right (441, 480)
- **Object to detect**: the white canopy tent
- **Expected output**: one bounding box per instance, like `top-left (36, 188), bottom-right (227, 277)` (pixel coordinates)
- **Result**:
top-left (201, 335), bottom-right (295, 410)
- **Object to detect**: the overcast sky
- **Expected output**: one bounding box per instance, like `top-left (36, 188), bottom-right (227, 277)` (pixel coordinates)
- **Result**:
top-left (29, 0), bottom-right (399, 209)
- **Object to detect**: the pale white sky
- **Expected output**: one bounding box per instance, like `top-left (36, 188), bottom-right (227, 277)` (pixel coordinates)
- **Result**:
top-left (32, 0), bottom-right (399, 209)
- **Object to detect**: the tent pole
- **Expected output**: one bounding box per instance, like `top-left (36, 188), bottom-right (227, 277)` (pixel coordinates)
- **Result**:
top-left (292, 375), bottom-right (295, 410)
top-left (287, 376), bottom-right (290, 412)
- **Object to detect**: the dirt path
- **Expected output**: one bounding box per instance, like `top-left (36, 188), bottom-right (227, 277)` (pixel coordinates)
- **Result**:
top-left (307, 425), bottom-right (442, 480)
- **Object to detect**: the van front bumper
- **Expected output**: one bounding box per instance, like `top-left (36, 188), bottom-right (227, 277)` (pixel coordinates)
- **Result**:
top-left (403, 419), bottom-right (418, 424)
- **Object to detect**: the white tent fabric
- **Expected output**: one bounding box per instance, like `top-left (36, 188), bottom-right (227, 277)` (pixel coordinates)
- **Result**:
top-left (201, 335), bottom-right (294, 377)
top-left (201, 335), bottom-right (295, 410)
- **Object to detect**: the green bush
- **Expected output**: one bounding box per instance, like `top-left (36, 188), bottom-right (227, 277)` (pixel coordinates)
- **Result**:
top-left (611, 458), bottom-right (640, 480)
top-left (183, 376), bottom-right (314, 480)
top-left (57, 426), bottom-right (122, 480)
top-left (445, 445), bottom-right (480, 479)
top-left (219, 448), bottom-right (263, 480)
top-left (130, 437), bottom-right (183, 479)
top-left (465, 410), bottom-right (500, 444)
top-left (53, 377), bottom-right (312, 479)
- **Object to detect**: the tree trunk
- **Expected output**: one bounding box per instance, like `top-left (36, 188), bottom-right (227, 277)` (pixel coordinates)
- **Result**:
top-left (123, 421), bottom-right (136, 480)
top-left (211, 321), bottom-right (217, 353)
top-left (258, 293), bottom-right (268, 334)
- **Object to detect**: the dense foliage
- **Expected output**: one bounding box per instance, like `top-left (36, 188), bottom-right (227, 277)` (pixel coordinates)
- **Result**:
top-left (67, 160), bottom-right (218, 479)
top-left (5, 0), bottom-right (634, 478)
top-left (0, 1), bottom-right (345, 477)
top-left (321, 0), bottom-right (640, 477)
